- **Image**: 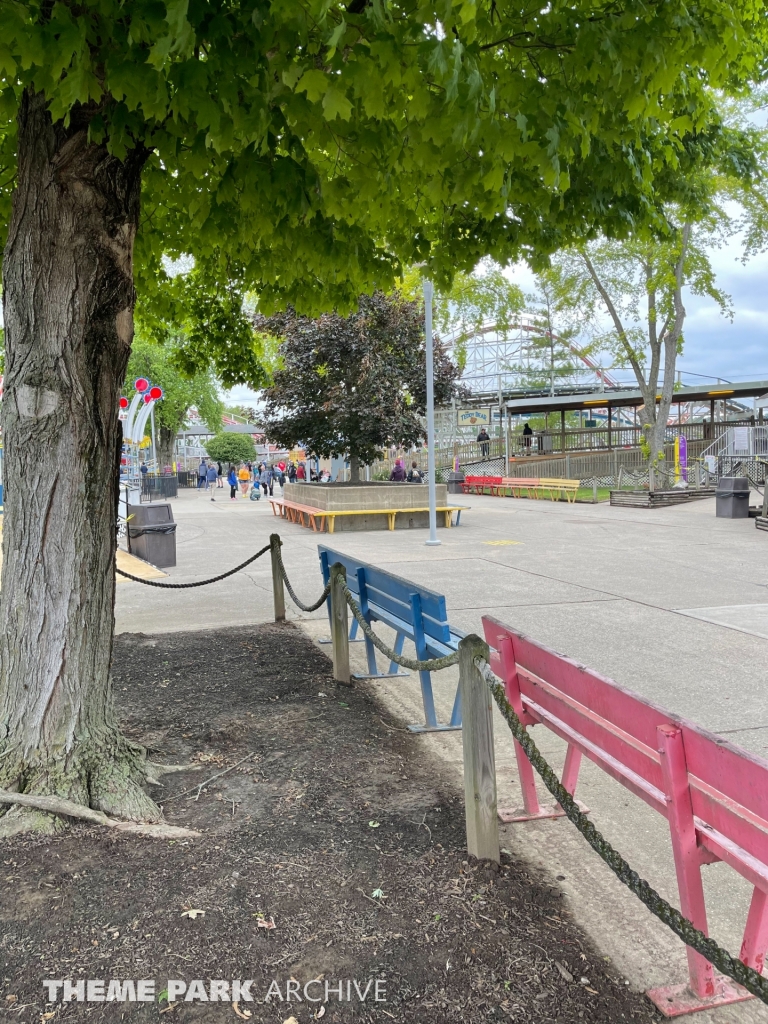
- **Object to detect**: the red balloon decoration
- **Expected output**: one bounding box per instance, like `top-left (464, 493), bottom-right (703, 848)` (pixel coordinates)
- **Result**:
top-left (134, 378), bottom-right (149, 392)
top-left (149, 385), bottom-right (163, 400)
top-left (143, 393), bottom-right (152, 403)
top-left (119, 396), bottom-right (129, 409)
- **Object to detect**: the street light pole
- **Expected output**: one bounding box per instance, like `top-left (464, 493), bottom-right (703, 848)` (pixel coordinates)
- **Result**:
top-left (424, 279), bottom-right (440, 546)
top-left (150, 405), bottom-right (158, 473)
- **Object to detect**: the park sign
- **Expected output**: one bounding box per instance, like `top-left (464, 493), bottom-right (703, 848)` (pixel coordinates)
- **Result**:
top-left (457, 409), bottom-right (491, 429)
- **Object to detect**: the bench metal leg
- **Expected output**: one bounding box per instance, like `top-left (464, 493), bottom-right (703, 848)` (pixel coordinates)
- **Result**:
top-left (740, 886), bottom-right (768, 974)
top-left (449, 681), bottom-right (462, 726)
top-left (406, 669), bottom-right (462, 732)
top-left (388, 632), bottom-right (406, 675)
top-left (351, 615), bottom-right (409, 677)
top-left (406, 593), bottom-right (462, 733)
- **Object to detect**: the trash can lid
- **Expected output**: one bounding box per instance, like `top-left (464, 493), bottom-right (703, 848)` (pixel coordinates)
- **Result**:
top-left (716, 477), bottom-right (750, 494)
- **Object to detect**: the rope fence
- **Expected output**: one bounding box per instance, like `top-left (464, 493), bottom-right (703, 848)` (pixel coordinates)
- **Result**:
top-left (473, 654), bottom-right (768, 1007)
top-left (113, 532), bottom-right (768, 1008)
top-left (114, 542), bottom-right (272, 587)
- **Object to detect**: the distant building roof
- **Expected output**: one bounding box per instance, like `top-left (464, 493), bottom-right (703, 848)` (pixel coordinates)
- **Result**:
top-left (177, 424), bottom-right (263, 437)
top-left (505, 380), bottom-right (768, 416)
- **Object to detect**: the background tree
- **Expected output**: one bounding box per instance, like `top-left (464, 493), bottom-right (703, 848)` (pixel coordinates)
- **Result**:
top-left (514, 269), bottom-right (591, 395)
top-left (556, 215), bottom-right (733, 465)
top-left (204, 433), bottom-right (256, 466)
top-left (125, 335), bottom-right (224, 469)
top-left (0, 0), bottom-right (764, 832)
top-left (258, 293), bottom-right (463, 482)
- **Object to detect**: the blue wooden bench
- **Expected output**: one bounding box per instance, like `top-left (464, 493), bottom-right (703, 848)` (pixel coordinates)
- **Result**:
top-left (318, 546), bottom-right (464, 733)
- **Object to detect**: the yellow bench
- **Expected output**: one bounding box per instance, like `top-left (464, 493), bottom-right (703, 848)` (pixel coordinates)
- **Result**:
top-left (536, 478), bottom-right (580, 503)
top-left (321, 506), bottom-right (467, 534)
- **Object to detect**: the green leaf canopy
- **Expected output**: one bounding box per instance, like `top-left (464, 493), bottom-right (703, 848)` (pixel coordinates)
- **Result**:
top-left (204, 432), bottom-right (256, 465)
top-left (257, 292), bottom-right (463, 465)
top-left (0, 0), bottom-right (763, 326)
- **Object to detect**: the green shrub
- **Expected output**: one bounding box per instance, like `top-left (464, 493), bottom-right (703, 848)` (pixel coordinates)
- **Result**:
top-left (204, 432), bottom-right (256, 464)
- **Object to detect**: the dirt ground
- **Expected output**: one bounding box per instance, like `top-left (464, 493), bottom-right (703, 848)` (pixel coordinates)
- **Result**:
top-left (0, 623), bottom-right (663, 1023)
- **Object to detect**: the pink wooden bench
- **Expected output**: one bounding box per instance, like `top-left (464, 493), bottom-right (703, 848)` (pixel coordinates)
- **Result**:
top-left (482, 614), bottom-right (768, 1017)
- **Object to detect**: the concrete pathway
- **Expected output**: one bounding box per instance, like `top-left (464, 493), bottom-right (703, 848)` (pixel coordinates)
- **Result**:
top-left (115, 487), bottom-right (768, 1021)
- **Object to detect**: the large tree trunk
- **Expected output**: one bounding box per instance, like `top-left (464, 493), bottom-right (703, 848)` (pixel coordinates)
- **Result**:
top-left (158, 425), bottom-right (176, 472)
top-left (0, 91), bottom-right (158, 834)
top-left (349, 455), bottom-right (361, 483)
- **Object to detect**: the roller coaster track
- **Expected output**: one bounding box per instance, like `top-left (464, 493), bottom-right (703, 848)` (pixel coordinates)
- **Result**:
top-left (445, 319), bottom-right (621, 389)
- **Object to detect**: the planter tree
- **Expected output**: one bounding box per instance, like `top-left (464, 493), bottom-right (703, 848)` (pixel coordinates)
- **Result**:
top-left (204, 433), bottom-right (257, 467)
top-left (0, 0), bottom-right (762, 833)
top-left (125, 335), bottom-right (224, 469)
top-left (257, 293), bottom-right (462, 480)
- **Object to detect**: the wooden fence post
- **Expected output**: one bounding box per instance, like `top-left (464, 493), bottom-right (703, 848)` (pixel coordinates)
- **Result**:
top-left (459, 635), bottom-right (500, 863)
top-left (330, 562), bottom-right (351, 685)
top-left (270, 534), bottom-right (285, 622)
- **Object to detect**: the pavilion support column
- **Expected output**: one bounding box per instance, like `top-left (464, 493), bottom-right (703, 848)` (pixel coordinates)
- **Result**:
top-left (607, 406), bottom-right (612, 449)
top-left (560, 409), bottom-right (566, 455)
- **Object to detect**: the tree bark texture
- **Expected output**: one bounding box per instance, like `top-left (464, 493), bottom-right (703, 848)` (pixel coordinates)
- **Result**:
top-left (158, 425), bottom-right (176, 472)
top-left (349, 455), bottom-right (361, 483)
top-left (0, 91), bottom-right (157, 831)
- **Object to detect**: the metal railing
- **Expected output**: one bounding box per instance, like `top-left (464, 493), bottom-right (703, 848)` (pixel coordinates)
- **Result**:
top-left (140, 474), bottom-right (179, 502)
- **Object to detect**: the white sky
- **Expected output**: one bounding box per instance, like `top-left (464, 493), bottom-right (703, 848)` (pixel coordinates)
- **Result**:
top-left (504, 232), bottom-right (768, 386)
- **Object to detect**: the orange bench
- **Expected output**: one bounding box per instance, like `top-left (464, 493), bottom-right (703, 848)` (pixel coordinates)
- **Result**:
top-left (269, 498), bottom-right (324, 532)
top-left (500, 477), bottom-right (540, 498)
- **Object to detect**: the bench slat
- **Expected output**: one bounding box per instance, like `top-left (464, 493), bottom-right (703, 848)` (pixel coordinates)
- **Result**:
top-left (319, 548), bottom-right (449, 627)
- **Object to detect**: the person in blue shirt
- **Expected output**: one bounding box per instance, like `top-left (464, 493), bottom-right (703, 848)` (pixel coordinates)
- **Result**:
top-left (206, 462), bottom-right (218, 499)
top-left (259, 464), bottom-right (272, 497)
top-left (227, 465), bottom-right (238, 500)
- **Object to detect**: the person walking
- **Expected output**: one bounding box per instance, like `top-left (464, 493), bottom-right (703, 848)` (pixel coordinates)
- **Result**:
top-left (389, 459), bottom-right (406, 482)
top-left (288, 462), bottom-right (297, 483)
top-left (477, 427), bottom-right (490, 458)
top-left (407, 460), bottom-right (423, 483)
top-left (197, 459), bottom-right (207, 489)
top-left (259, 464), bottom-right (272, 496)
top-left (206, 460), bottom-right (218, 499)
top-left (523, 422), bottom-right (533, 454)
top-left (296, 462), bottom-right (306, 481)
top-left (216, 461), bottom-right (224, 488)
top-left (227, 465), bottom-right (238, 500)
top-left (238, 463), bottom-right (250, 497)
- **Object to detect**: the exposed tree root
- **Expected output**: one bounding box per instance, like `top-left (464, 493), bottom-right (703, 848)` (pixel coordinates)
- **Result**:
top-left (144, 762), bottom-right (201, 786)
top-left (0, 791), bottom-right (199, 838)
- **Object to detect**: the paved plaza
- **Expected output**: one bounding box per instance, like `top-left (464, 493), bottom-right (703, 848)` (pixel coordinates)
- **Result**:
top-left (116, 487), bottom-right (768, 1022)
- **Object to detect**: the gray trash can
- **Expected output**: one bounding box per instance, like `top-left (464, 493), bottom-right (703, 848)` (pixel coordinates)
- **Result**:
top-left (447, 469), bottom-right (465, 495)
top-left (715, 477), bottom-right (750, 519)
top-left (127, 502), bottom-right (177, 567)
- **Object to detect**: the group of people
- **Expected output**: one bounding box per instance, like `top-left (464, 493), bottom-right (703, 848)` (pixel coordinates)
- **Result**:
top-left (196, 458), bottom-right (313, 502)
top-left (477, 423), bottom-right (534, 457)
top-left (389, 459), bottom-right (425, 483)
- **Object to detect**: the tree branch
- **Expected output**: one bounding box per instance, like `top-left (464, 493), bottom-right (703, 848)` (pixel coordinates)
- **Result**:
top-left (580, 252), bottom-right (647, 396)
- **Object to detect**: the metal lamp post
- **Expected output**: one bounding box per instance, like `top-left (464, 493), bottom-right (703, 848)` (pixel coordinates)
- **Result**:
top-left (424, 279), bottom-right (440, 546)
